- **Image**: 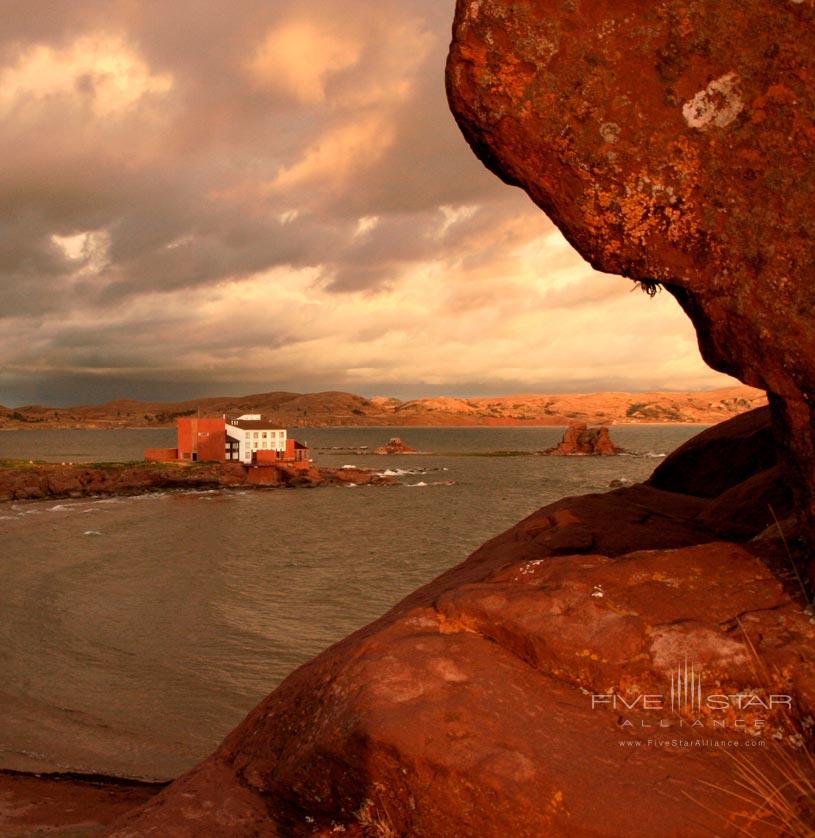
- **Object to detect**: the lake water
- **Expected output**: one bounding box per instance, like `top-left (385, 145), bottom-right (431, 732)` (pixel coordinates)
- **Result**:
top-left (0, 425), bottom-right (702, 780)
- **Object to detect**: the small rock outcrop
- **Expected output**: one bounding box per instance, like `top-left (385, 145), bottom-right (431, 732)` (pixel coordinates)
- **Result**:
top-left (544, 423), bottom-right (622, 456)
top-left (446, 0), bottom-right (815, 565)
top-left (373, 436), bottom-right (419, 455)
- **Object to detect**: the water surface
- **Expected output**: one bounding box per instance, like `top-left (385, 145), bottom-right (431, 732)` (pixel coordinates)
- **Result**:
top-left (0, 425), bottom-right (701, 778)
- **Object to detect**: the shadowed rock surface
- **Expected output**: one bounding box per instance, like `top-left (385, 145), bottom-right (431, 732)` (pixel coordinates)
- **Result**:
top-left (446, 0), bottom-right (815, 560)
top-left (544, 423), bottom-right (622, 455)
top-left (102, 409), bottom-right (811, 836)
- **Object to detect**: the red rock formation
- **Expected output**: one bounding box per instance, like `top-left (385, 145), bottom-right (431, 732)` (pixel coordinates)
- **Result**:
top-left (446, 0), bottom-right (815, 561)
top-left (648, 406), bottom-right (777, 497)
top-left (107, 410), bottom-right (811, 836)
top-left (0, 771), bottom-right (164, 836)
top-left (0, 462), bottom-right (393, 500)
top-left (545, 423), bottom-right (622, 456)
top-left (373, 436), bottom-right (419, 455)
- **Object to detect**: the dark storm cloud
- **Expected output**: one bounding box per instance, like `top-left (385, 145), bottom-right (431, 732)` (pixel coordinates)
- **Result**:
top-left (0, 1), bottom-right (520, 315)
top-left (0, 1), bottom-right (726, 405)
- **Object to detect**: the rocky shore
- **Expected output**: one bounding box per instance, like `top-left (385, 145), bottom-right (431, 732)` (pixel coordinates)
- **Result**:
top-left (0, 770), bottom-right (165, 837)
top-left (0, 461), bottom-right (394, 502)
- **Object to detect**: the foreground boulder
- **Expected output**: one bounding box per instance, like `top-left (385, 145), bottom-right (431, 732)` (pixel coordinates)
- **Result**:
top-left (544, 423), bottom-right (622, 456)
top-left (446, 0), bottom-right (815, 562)
top-left (108, 409), bottom-right (812, 836)
top-left (648, 406), bottom-right (777, 498)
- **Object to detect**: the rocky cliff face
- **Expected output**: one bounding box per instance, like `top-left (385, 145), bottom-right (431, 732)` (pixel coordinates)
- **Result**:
top-left (446, 0), bottom-right (815, 561)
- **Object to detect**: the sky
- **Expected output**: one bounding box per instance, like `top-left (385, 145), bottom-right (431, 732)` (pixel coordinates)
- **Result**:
top-left (0, 0), bottom-right (736, 407)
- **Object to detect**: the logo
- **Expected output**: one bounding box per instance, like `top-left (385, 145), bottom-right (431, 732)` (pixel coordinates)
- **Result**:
top-left (589, 657), bottom-right (792, 736)
top-left (670, 657), bottom-right (702, 714)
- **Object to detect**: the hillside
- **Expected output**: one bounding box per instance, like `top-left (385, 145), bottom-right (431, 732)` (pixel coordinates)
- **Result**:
top-left (0, 386), bottom-right (766, 429)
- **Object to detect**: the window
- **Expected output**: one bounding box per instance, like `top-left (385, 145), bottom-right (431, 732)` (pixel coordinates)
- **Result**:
top-left (262, 432), bottom-right (268, 438)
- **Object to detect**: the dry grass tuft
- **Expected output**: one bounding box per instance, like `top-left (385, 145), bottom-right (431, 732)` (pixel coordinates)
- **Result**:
top-left (355, 796), bottom-right (399, 838)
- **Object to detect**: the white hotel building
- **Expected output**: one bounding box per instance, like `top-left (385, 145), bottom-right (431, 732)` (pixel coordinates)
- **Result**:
top-left (225, 414), bottom-right (287, 464)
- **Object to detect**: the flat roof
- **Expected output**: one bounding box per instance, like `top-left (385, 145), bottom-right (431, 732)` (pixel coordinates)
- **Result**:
top-left (227, 420), bottom-right (286, 430)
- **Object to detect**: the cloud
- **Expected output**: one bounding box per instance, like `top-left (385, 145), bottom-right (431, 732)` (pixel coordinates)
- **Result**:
top-left (0, 0), bottom-right (734, 406)
top-left (248, 21), bottom-right (361, 104)
top-left (0, 33), bottom-right (173, 119)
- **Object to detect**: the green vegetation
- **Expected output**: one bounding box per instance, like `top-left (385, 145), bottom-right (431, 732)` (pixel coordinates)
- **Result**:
top-left (7, 411), bottom-right (45, 423)
top-left (85, 461), bottom-right (145, 469)
top-left (626, 402), bottom-right (684, 421)
top-left (632, 279), bottom-right (662, 297)
top-left (0, 458), bottom-right (48, 469)
top-left (144, 409), bottom-right (197, 424)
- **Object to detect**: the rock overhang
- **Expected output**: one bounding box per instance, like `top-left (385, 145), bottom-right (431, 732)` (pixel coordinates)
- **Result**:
top-left (446, 0), bottom-right (815, 556)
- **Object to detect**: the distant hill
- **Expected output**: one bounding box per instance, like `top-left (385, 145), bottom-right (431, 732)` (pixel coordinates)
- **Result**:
top-left (0, 386), bottom-right (767, 429)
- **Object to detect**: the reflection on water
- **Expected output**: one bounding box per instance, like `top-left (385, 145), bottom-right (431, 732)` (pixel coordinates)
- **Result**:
top-left (0, 425), bottom-right (701, 778)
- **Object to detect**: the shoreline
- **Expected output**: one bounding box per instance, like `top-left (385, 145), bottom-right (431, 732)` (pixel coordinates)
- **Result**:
top-left (0, 768), bottom-right (167, 836)
top-left (0, 766), bottom-right (169, 790)
top-left (1, 421), bottom-right (715, 431)
top-left (0, 460), bottom-right (395, 502)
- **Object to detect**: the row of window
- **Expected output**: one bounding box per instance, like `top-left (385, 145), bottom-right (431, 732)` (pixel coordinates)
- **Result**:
top-left (248, 440), bottom-right (280, 450)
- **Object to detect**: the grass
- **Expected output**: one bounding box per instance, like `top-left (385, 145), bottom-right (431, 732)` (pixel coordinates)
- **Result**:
top-left (724, 743), bottom-right (814, 836)
top-left (0, 458), bottom-right (48, 469)
top-left (769, 504), bottom-right (813, 608)
top-left (355, 789), bottom-right (400, 838)
top-left (694, 722), bottom-right (814, 837)
top-left (690, 618), bottom-right (814, 836)
top-left (0, 459), bottom-right (221, 470)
